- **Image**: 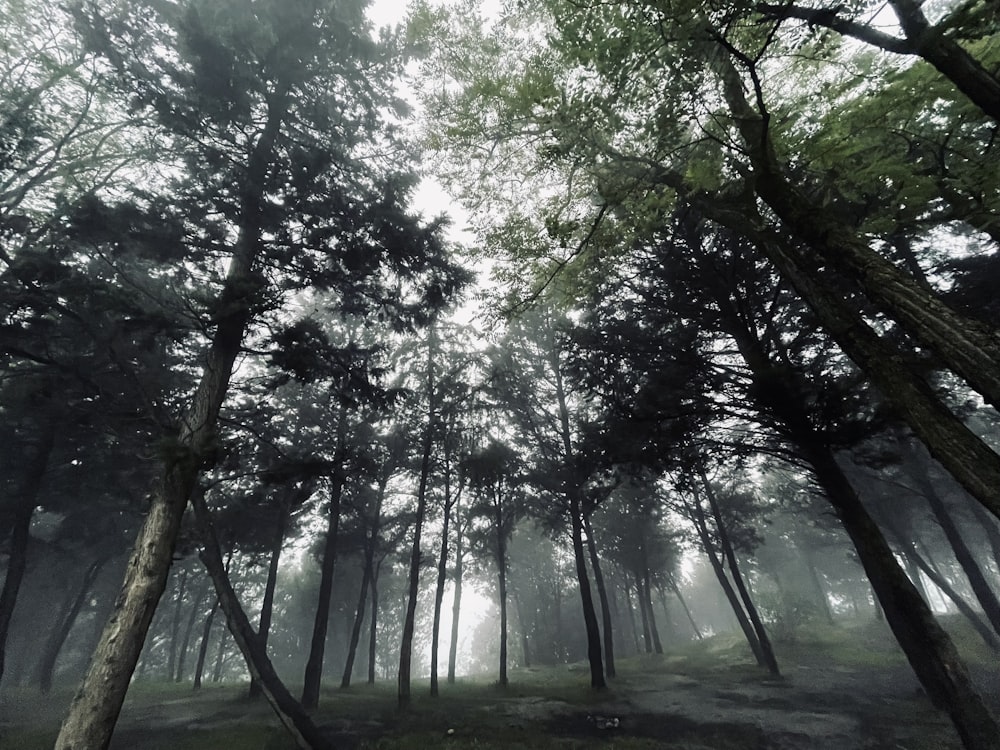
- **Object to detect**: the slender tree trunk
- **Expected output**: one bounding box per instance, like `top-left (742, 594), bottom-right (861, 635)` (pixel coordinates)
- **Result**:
top-left (802, 551), bottom-right (835, 625)
top-left (688, 496), bottom-right (766, 666)
top-left (583, 514), bottom-right (615, 678)
top-left (191, 488), bottom-right (331, 749)
top-left (166, 568), bottom-right (189, 682)
top-left (570, 498), bottom-right (605, 687)
top-left (175, 579), bottom-right (209, 682)
top-left (430, 456), bottom-right (453, 696)
top-left (634, 573), bottom-right (652, 653)
top-left (302, 409), bottom-right (347, 710)
top-left (447, 507), bottom-right (464, 684)
top-left (700, 474), bottom-right (779, 676)
top-left (399, 328), bottom-right (437, 709)
top-left (497, 541), bottom-right (509, 688)
top-left (367, 563), bottom-right (380, 685)
top-left (967, 499), bottom-right (1000, 582)
top-left (0, 423), bottom-right (53, 686)
top-left (512, 588), bottom-right (532, 668)
top-left (667, 572), bottom-right (702, 640)
top-left (905, 442), bottom-right (1000, 637)
top-left (193, 599), bottom-right (219, 691)
top-left (902, 544), bottom-right (1000, 651)
top-left (249, 500), bottom-right (289, 698)
top-left (37, 556), bottom-right (109, 694)
top-left (641, 567), bottom-right (663, 654)
top-left (340, 562), bottom-right (371, 689)
top-left (623, 576), bottom-right (642, 653)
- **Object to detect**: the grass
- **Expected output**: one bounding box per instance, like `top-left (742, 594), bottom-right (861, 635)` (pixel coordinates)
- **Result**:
top-left (2, 617), bottom-right (990, 750)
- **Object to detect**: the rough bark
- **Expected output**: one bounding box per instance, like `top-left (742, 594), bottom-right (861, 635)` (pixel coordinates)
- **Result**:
top-left (37, 555), bottom-right (109, 694)
top-left (584, 513), bottom-right (616, 678)
top-left (54, 83), bottom-right (286, 750)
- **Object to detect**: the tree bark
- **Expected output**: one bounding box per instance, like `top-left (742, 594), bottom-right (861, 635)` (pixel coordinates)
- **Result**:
top-left (583, 513), bottom-right (616, 677)
top-left (54, 82), bottom-right (287, 750)
top-left (37, 555), bottom-right (109, 694)
top-left (497, 529), bottom-right (509, 688)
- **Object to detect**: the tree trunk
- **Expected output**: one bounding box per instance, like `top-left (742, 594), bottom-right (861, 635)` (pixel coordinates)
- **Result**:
top-left (53, 86), bottom-right (286, 748)
top-left (512, 588), bottom-right (531, 668)
top-left (340, 562), bottom-right (371, 689)
top-left (667, 572), bottom-right (703, 640)
top-left (640, 566), bottom-right (663, 655)
top-left (166, 567), bottom-right (189, 682)
top-left (700, 474), bottom-right (780, 676)
top-left (193, 598), bottom-right (219, 691)
top-left (583, 513), bottom-right (616, 678)
top-left (570, 497), bottom-right (606, 687)
top-left (37, 555), bottom-right (109, 694)
top-left (688, 495), bottom-right (767, 667)
top-left (175, 578), bottom-right (209, 682)
top-left (191, 488), bottom-right (332, 750)
top-left (430, 457), bottom-right (453, 696)
top-left (497, 540), bottom-right (509, 688)
top-left (623, 576), bottom-right (642, 653)
top-left (249, 499), bottom-right (289, 698)
top-left (634, 573), bottom-right (652, 653)
top-left (0, 423), bottom-right (53, 687)
top-left (302, 407), bottom-right (347, 710)
top-left (802, 551), bottom-right (835, 625)
top-left (703, 52), bottom-right (1000, 527)
top-left (967, 499), bottom-right (1000, 583)
top-left (399, 327), bottom-right (437, 709)
top-left (447, 507), bottom-right (465, 684)
top-left (905, 442), bottom-right (1000, 637)
top-left (367, 563), bottom-right (380, 685)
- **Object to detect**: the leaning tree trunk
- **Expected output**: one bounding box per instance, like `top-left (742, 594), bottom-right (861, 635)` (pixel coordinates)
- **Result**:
top-left (570, 496), bottom-right (606, 688)
top-left (0, 423), bottom-right (53, 687)
top-left (700, 474), bottom-right (780, 676)
top-left (583, 513), bottom-right (616, 678)
top-left (688, 495), bottom-right (767, 667)
top-left (191, 488), bottom-right (332, 750)
top-left (340, 561), bottom-right (371, 689)
top-left (54, 86), bottom-right (286, 750)
top-left (667, 572), bottom-right (703, 640)
top-left (37, 555), bottom-right (109, 694)
top-left (905, 442), bottom-right (1000, 637)
top-left (176, 579), bottom-right (210, 682)
top-left (249, 499), bottom-right (290, 698)
top-left (193, 598), bottom-right (219, 691)
top-left (302, 408), bottom-right (347, 710)
top-left (706, 51), bottom-right (1000, 525)
top-left (166, 567), bottom-right (189, 682)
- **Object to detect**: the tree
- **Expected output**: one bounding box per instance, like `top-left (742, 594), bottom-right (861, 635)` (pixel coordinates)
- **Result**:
top-left (54, 0), bottom-right (466, 746)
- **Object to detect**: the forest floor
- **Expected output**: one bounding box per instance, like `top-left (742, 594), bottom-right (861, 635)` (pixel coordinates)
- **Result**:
top-left (2, 618), bottom-right (997, 750)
